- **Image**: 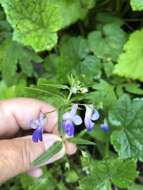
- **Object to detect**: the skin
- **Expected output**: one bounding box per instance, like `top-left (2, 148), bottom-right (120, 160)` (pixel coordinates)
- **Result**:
top-left (0, 98), bottom-right (76, 183)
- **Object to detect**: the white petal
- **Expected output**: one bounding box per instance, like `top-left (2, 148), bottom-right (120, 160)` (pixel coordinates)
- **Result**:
top-left (72, 115), bottom-right (82, 125)
top-left (63, 112), bottom-right (71, 120)
top-left (70, 104), bottom-right (78, 116)
top-left (91, 110), bottom-right (100, 121)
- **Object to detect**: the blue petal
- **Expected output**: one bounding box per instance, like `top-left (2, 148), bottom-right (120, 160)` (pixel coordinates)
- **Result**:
top-left (84, 117), bottom-right (94, 131)
top-left (100, 123), bottom-right (109, 133)
top-left (32, 128), bottom-right (43, 142)
top-left (63, 120), bottom-right (75, 137)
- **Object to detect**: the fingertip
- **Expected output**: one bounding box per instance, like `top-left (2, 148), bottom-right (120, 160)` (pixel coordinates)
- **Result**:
top-left (65, 141), bottom-right (77, 155)
top-left (27, 168), bottom-right (43, 178)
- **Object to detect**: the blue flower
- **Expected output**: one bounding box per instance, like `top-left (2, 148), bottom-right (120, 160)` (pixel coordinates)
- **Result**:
top-left (100, 121), bottom-right (109, 133)
top-left (29, 112), bottom-right (46, 142)
top-left (84, 105), bottom-right (100, 131)
top-left (62, 104), bottom-right (82, 137)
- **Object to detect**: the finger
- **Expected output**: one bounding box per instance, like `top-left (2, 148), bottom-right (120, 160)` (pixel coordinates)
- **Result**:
top-left (0, 98), bottom-right (76, 156)
top-left (27, 142), bottom-right (77, 178)
top-left (65, 141), bottom-right (77, 155)
top-left (0, 134), bottom-right (65, 183)
top-left (27, 168), bottom-right (43, 178)
top-left (0, 98), bottom-right (58, 137)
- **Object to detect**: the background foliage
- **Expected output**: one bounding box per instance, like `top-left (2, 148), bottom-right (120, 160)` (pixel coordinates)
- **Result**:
top-left (1, 0), bottom-right (143, 190)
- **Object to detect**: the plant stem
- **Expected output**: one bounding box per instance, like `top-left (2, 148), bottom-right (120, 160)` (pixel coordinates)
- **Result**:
top-left (104, 139), bottom-right (110, 159)
top-left (66, 90), bottom-right (73, 103)
top-left (99, 0), bottom-right (111, 7)
top-left (116, 0), bottom-right (120, 14)
top-left (78, 22), bottom-right (85, 36)
top-left (125, 18), bottom-right (143, 22)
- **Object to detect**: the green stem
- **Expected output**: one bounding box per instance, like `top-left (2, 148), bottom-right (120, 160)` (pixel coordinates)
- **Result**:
top-left (66, 90), bottom-right (73, 103)
top-left (78, 22), bottom-right (85, 36)
top-left (125, 18), bottom-right (143, 22)
top-left (116, 0), bottom-right (120, 14)
top-left (99, 0), bottom-right (111, 7)
top-left (104, 139), bottom-right (110, 159)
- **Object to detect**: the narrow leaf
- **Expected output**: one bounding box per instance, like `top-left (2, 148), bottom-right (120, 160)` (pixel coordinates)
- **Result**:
top-left (32, 141), bottom-right (63, 167)
top-left (70, 138), bottom-right (96, 145)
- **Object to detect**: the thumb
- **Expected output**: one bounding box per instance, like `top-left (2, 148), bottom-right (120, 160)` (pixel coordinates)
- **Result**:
top-left (0, 134), bottom-right (65, 183)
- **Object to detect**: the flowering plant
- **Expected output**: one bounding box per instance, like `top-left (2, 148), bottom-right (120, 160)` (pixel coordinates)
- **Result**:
top-left (1, 0), bottom-right (143, 190)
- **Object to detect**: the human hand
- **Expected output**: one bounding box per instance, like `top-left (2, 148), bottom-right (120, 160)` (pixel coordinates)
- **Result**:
top-left (0, 98), bottom-right (76, 183)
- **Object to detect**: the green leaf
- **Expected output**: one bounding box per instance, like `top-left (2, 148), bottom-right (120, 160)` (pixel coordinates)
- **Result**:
top-left (1, 0), bottom-right (95, 51)
top-left (20, 167), bottom-right (56, 190)
top-left (109, 95), bottom-right (143, 161)
top-left (0, 15), bottom-right (11, 43)
top-left (0, 80), bottom-right (26, 99)
top-left (38, 78), bottom-right (69, 90)
top-left (110, 159), bottom-right (138, 188)
top-left (58, 0), bottom-right (95, 27)
top-left (65, 170), bottom-right (79, 183)
top-left (0, 38), bottom-right (42, 84)
top-left (128, 184), bottom-right (143, 190)
top-left (88, 23), bottom-right (127, 61)
top-left (60, 35), bottom-right (89, 61)
top-left (43, 53), bottom-right (60, 80)
top-left (114, 29), bottom-right (143, 81)
top-left (130, 0), bottom-right (143, 11)
top-left (69, 138), bottom-right (96, 145)
top-left (79, 158), bottom-right (138, 190)
top-left (124, 83), bottom-right (143, 95)
top-left (45, 35), bottom-right (102, 84)
top-left (26, 86), bottom-right (64, 100)
top-left (96, 12), bottom-right (123, 26)
top-left (103, 60), bottom-right (114, 77)
top-left (0, 81), bottom-right (16, 98)
top-left (0, 0), bottom-right (62, 51)
top-left (80, 55), bottom-right (101, 81)
top-left (85, 80), bottom-right (117, 109)
top-left (25, 86), bottom-right (65, 108)
top-left (0, 39), bottom-right (17, 84)
top-left (56, 35), bottom-right (89, 82)
top-left (32, 141), bottom-right (63, 167)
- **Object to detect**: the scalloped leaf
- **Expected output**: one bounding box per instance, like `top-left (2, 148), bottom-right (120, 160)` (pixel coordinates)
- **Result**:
top-left (114, 29), bottom-right (143, 81)
top-left (0, 0), bottom-right (95, 51)
top-left (109, 95), bottom-right (143, 161)
top-left (80, 158), bottom-right (138, 190)
top-left (88, 23), bottom-right (127, 61)
top-left (130, 0), bottom-right (143, 11)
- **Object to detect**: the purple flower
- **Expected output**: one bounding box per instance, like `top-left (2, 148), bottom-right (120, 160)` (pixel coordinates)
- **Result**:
top-left (84, 105), bottom-right (100, 131)
top-left (62, 104), bottom-right (82, 137)
top-left (100, 122), bottom-right (109, 133)
top-left (29, 112), bottom-right (46, 142)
